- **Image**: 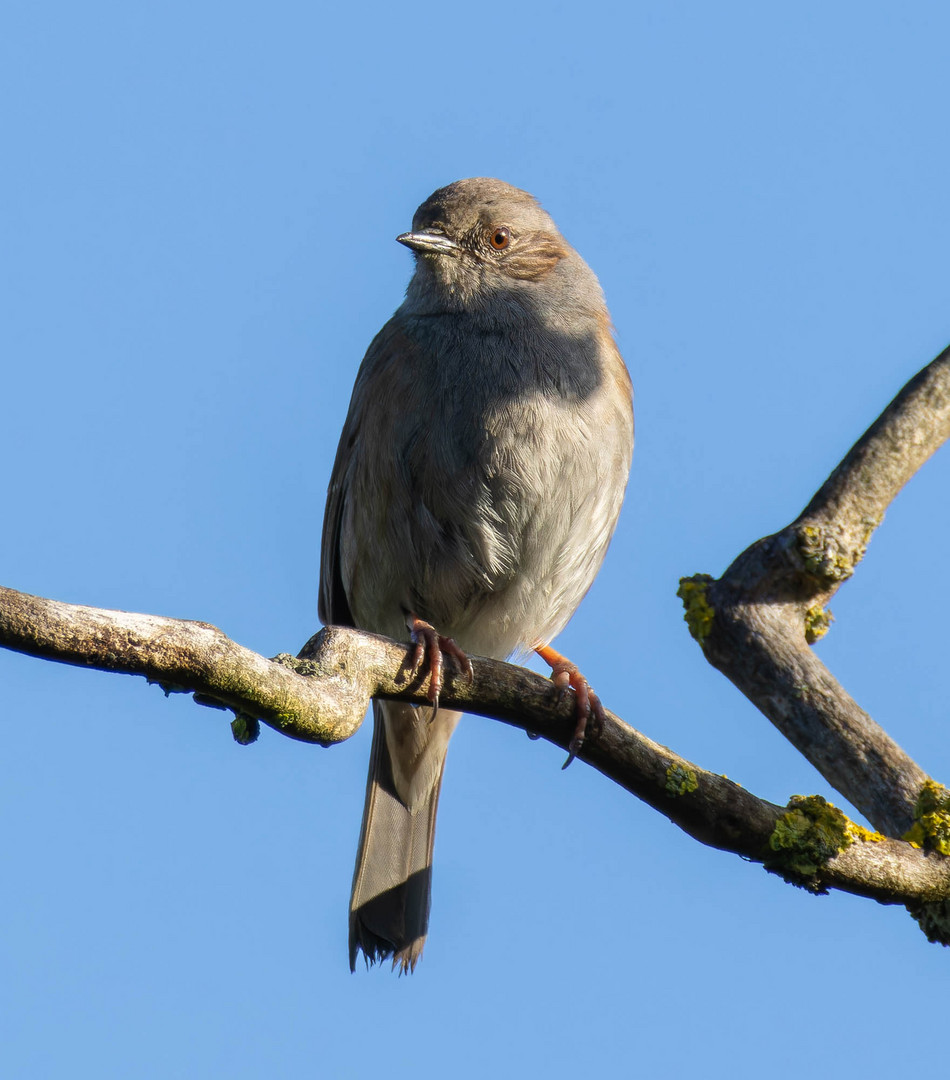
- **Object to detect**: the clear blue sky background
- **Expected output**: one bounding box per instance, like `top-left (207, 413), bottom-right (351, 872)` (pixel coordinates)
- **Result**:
top-left (3, 3), bottom-right (949, 1077)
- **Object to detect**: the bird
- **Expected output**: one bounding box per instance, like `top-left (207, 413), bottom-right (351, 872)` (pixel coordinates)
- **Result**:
top-left (319, 178), bottom-right (633, 973)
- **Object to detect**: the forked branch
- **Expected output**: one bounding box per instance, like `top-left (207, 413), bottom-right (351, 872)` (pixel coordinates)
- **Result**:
top-left (683, 345), bottom-right (950, 837)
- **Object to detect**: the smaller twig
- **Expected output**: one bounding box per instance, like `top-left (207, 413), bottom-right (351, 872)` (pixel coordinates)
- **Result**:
top-left (797, 344), bottom-right (950, 587)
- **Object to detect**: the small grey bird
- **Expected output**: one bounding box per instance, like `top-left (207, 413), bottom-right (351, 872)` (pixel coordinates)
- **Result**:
top-left (319, 178), bottom-right (633, 972)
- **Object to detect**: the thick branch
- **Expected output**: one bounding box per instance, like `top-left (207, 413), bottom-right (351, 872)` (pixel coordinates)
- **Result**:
top-left (687, 346), bottom-right (950, 836)
top-left (2, 585), bottom-right (947, 908)
top-left (0, 586), bottom-right (364, 744)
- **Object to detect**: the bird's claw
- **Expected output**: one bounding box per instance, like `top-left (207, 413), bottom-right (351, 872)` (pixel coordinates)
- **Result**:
top-left (534, 644), bottom-right (605, 769)
top-left (558, 684), bottom-right (604, 768)
top-left (406, 614), bottom-right (472, 719)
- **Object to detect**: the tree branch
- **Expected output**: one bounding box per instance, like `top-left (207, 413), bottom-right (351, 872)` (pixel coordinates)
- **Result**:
top-left (682, 346), bottom-right (950, 836)
top-left (0, 586), bottom-right (363, 745)
top-left (2, 585), bottom-right (948, 910)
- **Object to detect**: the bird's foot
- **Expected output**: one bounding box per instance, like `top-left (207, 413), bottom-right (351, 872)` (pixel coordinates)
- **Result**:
top-left (405, 614), bottom-right (474, 716)
top-left (534, 643), bottom-right (605, 769)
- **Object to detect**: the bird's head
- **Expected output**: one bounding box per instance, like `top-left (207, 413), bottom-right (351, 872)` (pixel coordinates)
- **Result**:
top-left (398, 178), bottom-right (593, 316)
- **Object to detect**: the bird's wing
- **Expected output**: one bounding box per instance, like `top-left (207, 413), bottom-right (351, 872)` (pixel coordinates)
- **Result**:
top-left (319, 318), bottom-right (408, 628)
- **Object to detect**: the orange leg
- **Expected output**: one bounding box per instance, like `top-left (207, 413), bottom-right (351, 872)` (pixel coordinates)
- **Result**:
top-left (534, 643), bottom-right (605, 768)
top-left (406, 614), bottom-right (474, 715)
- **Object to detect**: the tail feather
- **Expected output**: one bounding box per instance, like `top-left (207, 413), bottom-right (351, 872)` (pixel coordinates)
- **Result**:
top-left (349, 700), bottom-right (460, 973)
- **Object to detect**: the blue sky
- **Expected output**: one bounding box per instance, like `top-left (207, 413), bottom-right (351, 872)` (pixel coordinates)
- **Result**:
top-left (3, 2), bottom-right (949, 1076)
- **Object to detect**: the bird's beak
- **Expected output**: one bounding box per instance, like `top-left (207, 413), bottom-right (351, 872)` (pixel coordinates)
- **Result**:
top-left (396, 230), bottom-right (460, 256)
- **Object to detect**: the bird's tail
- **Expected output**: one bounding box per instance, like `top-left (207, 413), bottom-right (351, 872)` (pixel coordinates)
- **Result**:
top-left (349, 699), bottom-right (460, 973)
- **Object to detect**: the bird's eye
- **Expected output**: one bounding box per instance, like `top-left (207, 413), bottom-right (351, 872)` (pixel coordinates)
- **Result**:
top-left (488, 227), bottom-right (511, 251)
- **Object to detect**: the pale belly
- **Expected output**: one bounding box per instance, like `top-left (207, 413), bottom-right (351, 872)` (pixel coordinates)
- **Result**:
top-left (343, 380), bottom-right (631, 661)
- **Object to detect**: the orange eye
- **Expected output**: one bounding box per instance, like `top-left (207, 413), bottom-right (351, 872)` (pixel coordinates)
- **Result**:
top-left (488, 226), bottom-right (510, 251)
